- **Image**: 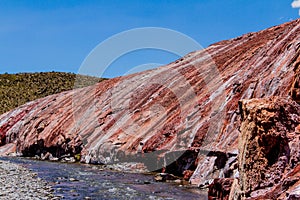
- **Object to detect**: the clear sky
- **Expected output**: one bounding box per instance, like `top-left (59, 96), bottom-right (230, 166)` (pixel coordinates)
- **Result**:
top-left (0, 0), bottom-right (299, 78)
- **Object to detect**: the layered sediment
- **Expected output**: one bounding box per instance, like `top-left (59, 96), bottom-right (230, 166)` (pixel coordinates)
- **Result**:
top-left (0, 19), bottom-right (300, 198)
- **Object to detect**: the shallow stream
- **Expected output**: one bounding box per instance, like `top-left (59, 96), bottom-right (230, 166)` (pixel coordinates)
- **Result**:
top-left (0, 157), bottom-right (207, 200)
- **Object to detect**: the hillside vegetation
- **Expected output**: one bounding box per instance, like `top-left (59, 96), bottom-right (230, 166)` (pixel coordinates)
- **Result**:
top-left (0, 72), bottom-right (105, 115)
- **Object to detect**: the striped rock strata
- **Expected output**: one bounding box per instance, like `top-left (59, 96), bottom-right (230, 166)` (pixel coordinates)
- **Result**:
top-left (0, 19), bottom-right (300, 191)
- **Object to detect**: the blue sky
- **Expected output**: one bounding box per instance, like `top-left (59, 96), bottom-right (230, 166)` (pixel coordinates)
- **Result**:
top-left (0, 0), bottom-right (299, 78)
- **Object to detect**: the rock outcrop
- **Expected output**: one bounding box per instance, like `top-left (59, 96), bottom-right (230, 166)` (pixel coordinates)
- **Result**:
top-left (0, 19), bottom-right (300, 197)
top-left (237, 97), bottom-right (300, 199)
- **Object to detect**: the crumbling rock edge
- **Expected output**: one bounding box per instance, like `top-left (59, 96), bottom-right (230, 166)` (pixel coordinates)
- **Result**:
top-left (209, 97), bottom-right (300, 200)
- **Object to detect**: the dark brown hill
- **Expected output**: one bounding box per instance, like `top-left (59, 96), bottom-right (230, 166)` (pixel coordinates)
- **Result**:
top-left (0, 72), bottom-right (104, 115)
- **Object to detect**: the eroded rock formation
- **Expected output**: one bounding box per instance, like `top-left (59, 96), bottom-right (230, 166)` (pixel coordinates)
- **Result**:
top-left (0, 19), bottom-right (300, 198)
top-left (238, 97), bottom-right (300, 199)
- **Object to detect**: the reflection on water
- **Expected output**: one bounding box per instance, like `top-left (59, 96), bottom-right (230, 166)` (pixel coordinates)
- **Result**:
top-left (0, 157), bottom-right (207, 200)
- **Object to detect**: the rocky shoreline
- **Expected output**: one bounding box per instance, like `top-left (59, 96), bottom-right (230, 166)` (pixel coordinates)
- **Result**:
top-left (0, 157), bottom-right (207, 199)
top-left (0, 159), bottom-right (57, 200)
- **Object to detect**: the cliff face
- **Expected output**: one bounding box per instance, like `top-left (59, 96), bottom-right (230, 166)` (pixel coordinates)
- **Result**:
top-left (0, 19), bottom-right (300, 193)
top-left (237, 97), bottom-right (300, 199)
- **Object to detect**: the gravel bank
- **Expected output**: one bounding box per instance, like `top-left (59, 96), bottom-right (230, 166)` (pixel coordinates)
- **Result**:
top-left (0, 160), bottom-right (56, 200)
top-left (0, 157), bottom-right (208, 199)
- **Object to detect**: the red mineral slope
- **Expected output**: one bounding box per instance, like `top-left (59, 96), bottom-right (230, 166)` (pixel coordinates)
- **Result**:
top-left (0, 19), bottom-right (300, 191)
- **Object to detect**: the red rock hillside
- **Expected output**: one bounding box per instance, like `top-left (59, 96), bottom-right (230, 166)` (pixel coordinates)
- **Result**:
top-left (1, 19), bottom-right (300, 197)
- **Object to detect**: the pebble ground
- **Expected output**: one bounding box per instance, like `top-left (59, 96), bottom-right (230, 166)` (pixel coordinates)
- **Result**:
top-left (0, 160), bottom-right (58, 200)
